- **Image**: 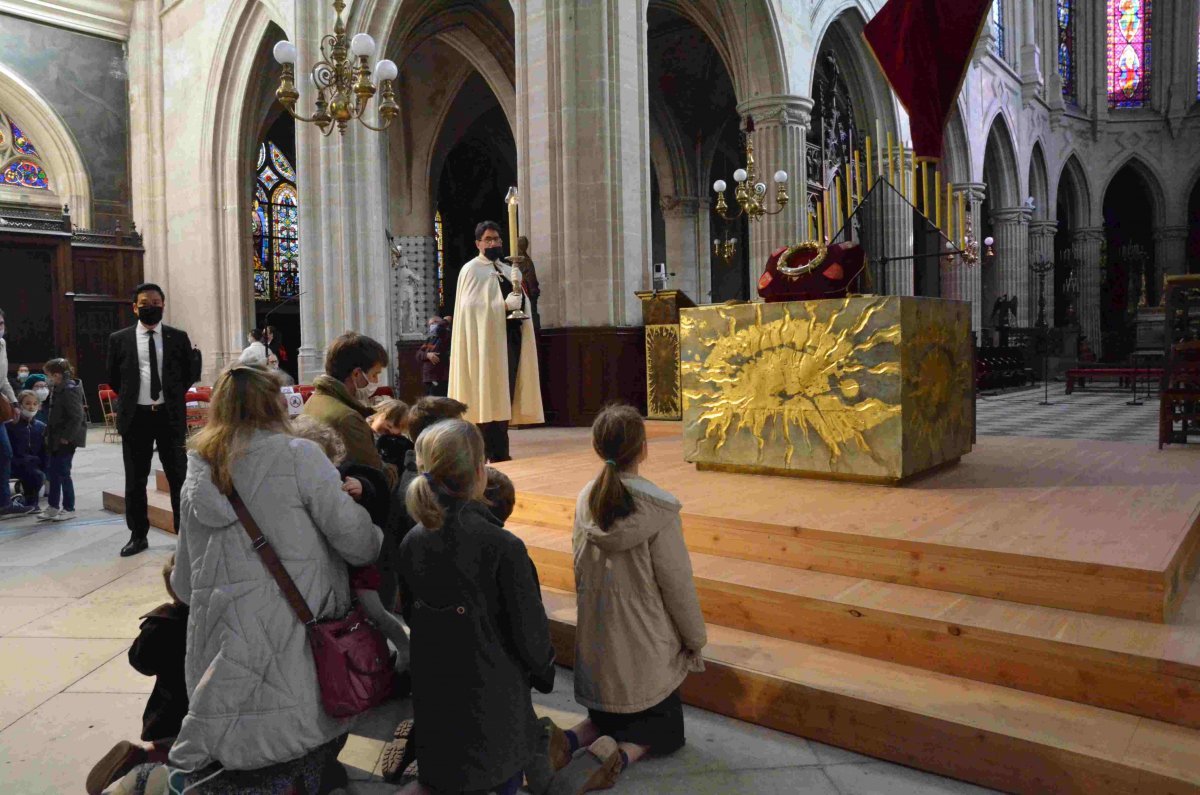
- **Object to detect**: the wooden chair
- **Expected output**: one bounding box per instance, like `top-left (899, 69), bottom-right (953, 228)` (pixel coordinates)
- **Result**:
top-left (1159, 342), bottom-right (1200, 448)
top-left (98, 389), bottom-right (120, 443)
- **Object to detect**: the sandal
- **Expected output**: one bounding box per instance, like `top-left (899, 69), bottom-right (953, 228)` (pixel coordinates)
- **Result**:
top-left (381, 719), bottom-right (416, 783)
top-left (547, 736), bottom-right (623, 794)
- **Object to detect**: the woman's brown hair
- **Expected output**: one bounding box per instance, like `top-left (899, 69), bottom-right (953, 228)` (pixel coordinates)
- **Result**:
top-left (190, 364), bottom-right (289, 494)
top-left (43, 358), bottom-right (73, 379)
top-left (405, 419), bottom-right (485, 530)
top-left (587, 404), bottom-right (646, 531)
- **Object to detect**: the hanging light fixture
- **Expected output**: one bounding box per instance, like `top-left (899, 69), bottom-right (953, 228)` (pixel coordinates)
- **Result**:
top-left (272, 0), bottom-right (399, 136)
top-left (711, 116), bottom-right (790, 221)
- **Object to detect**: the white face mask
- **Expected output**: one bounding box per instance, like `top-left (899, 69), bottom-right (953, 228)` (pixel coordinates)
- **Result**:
top-left (17, 371), bottom-right (28, 380)
top-left (20, 408), bottom-right (37, 420)
top-left (354, 370), bottom-right (379, 402)
top-left (33, 387), bottom-right (49, 401)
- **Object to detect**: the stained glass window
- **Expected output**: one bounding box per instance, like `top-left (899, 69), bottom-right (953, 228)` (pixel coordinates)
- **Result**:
top-left (1058, 0), bottom-right (1076, 104)
top-left (251, 141), bottom-right (299, 301)
top-left (1108, 0), bottom-right (1152, 108)
top-left (992, 1), bottom-right (1007, 60)
top-left (0, 111), bottom-right (49, 190)
top-left (434, 210), bottom-right (445, 310)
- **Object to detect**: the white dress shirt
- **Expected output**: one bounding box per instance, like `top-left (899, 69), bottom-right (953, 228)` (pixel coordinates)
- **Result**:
top-left (136, 322), bottom-right (165, 406)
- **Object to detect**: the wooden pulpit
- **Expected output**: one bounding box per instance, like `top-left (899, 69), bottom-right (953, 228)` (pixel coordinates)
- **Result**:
top-left (635, 290), bottom-right (695, 420)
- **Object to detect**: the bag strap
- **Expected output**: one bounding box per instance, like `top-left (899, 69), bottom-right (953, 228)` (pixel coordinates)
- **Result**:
top-left (228, 488), bottom-right (316, 627)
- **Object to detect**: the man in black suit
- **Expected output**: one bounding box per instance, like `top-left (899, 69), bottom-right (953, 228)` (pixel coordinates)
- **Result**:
top-left (107, 283), bottom-right (201, 557)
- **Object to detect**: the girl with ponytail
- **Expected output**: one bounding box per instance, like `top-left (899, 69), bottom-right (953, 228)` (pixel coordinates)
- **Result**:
top-left (398, 419), bottom-right (562, 795)
top-left (550, 405), bottom-right (706, 794)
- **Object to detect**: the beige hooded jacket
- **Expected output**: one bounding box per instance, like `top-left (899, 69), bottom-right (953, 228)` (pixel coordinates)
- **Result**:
top-left (572, 474), bottom-right (707, 713)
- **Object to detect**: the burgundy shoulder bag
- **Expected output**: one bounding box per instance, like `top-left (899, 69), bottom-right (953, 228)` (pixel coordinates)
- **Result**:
top-left (228, 488), bottom-right (396, 718)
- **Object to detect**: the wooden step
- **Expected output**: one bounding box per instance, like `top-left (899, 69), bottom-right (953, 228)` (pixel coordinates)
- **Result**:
top-left (510, 522), bottom-right (1200, 729)
top-left (539, 587), bottom-right (1200, 794)
top-left (498, 431), bottom-right (1200, 622)
top-left (102, 488), bottom-right (176, 534)
top-left (154, 469), bottom-right (170, 493)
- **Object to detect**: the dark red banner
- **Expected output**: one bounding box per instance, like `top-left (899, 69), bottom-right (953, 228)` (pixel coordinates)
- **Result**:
top-left (864, 0), bottom-right (992, 160)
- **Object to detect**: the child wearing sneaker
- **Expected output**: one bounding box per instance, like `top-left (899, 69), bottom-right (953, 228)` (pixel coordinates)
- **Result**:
top-left (2, 391), bottom-right (47, 517)
top-left (551, 405), bottom-right (707, 795)
top-left (40, 359), bottom-right (87, 522)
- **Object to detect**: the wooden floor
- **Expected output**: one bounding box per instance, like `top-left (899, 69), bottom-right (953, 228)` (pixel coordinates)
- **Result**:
top-left (499, 425), bottom-right (1200, 622)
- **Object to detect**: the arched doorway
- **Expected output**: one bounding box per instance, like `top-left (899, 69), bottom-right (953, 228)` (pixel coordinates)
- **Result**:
top-left (981, 116), bottom-right (1021, 331)
top-left (1054, 156), bottom-right (1089, 328)
top-left (646, 2), bottom-right (741, 302)
top-left (1101, 162), bottom-right (1157, 359)
top-left (251, 111), bottom-right (300, 381)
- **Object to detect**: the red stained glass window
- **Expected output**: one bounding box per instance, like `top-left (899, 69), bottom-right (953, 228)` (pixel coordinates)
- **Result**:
top-left (1108, 0), bottom-right (1152, 108)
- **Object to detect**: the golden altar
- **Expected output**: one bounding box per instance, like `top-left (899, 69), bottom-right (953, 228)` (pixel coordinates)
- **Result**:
top-left (680, 296), bottom-right (974, 483)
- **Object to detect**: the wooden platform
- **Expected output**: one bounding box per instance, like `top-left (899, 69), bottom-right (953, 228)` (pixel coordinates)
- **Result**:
top-left (499, 426), bottom-right (1200, 622)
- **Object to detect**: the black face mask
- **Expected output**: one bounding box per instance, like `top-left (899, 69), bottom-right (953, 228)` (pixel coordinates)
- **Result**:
top-left (137, 305), bottom-right (163, 326)
top-left (483, 245), bottom-right (504, 262)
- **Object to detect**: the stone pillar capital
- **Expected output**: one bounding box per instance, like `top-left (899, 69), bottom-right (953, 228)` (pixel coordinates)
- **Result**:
top-left (1029, 220), bottom-right (1058, 237)
top-left (955, 182), bottom-right (987, 205)
top-left (659, 195), bottom-right (701, 217)
top-left (1154, 225), bottom-right (1188, 242)
top-left (736, 95), bottom-right (814, 129)
top-left (1072, 226), bottom-right (1105, 243)
top-left (992, 206), bottom-right (1033, 225)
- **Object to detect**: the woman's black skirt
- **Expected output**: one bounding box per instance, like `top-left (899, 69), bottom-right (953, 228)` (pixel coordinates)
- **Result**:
top-left (586, 689), bottom-right (684, 755)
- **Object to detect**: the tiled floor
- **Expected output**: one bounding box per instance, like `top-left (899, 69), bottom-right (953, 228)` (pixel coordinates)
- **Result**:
top-left (0, 430), bottom-right (1004, 794)
top-left (976, 382), bottom-right (1163, 442)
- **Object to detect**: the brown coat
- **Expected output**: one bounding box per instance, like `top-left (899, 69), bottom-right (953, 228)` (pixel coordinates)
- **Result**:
top-left (571, 475), bottom-right (706, 713)
top-left (302, 375), bottom-right (396, 487)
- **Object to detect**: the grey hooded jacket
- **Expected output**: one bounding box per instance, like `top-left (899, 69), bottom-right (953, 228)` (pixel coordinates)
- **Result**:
top-left (169, 431), bottom-right (383, 773)
top-left (572, 474), bottom-right (707, 713)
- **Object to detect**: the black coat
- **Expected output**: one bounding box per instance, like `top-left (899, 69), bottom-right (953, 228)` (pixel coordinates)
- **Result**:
top-left (105, 324), bottom-right (200, 434)
top-left (399, 500), bottom-right (555, 792)
top-left (129, 601), bottom-right (190, 742)
top-left (45, 379), bottom-right (87, 452)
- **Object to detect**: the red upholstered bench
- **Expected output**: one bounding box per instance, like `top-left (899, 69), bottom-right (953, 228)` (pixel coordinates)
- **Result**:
top-left (1065, 368), bottom-right (1162, 394)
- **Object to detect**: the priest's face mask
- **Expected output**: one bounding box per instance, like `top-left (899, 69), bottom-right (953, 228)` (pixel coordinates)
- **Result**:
top-left (476, 228), bottom-right (504, 261)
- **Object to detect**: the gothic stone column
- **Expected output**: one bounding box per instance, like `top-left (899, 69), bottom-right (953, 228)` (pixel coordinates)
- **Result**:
top-left (1029, 220), bottom-right (1058, 326)
top-left (516, 0), bottom-right (652, 326)
top-left (991, 207), bottom-right (1033, 326)
top-left (941, 183), bottom-right (986, 332)
top-left (1072, 226), bottom-right (1104, 355)
top-left (734, 95), bottom-right (812, 295)
top-left (1155, 225), bottom-right (1189, 298)
top-left (660, 196), bottom-right (702, 302)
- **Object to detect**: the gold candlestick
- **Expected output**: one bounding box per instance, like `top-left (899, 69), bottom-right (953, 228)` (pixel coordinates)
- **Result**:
top-left (505, 186), bottom-right (519, 257)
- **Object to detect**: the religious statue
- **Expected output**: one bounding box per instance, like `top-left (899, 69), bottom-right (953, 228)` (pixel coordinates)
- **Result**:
top-left (397, 258), bottom-right (420, 335)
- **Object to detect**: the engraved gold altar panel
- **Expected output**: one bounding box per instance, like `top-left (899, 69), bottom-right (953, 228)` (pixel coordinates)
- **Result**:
top-left (645, 324), bottom-right (681, 420)
top-left (680, 297), bottom-right (973, 482)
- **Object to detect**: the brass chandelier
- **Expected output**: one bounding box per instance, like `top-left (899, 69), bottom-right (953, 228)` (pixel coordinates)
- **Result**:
top-left (272, 0), bottom-right (399, 136)
top-left (712, 116), bottom-right (790, 221)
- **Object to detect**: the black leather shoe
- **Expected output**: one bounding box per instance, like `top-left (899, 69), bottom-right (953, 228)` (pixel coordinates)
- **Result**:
top-left (120, 537), bottom-right (149, 557)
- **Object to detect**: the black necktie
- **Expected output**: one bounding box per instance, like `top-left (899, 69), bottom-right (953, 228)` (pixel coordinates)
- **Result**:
top-left (148, 329), bottom-right (162, 401)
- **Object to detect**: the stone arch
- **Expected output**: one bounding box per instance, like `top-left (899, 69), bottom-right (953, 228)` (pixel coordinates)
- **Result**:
top-left (1103, 155), bottom-right (1167, 227)
top-left (1055, 154), bottom-right (1091, 230)
top-left (0, 63), bottom-right (92, 226)
top-left (982, 114), bottom-right (1020, 209)
top-left (942, 103), bottom-right (971, 184)
top-left (808, 8), bottom-right (901, 133)
top-left (1027, 142), bottom-right (1050, 220)
top-left (200, 0), bottom-right (290, 374)
top-left (652, 0), bottom-right (787, 101)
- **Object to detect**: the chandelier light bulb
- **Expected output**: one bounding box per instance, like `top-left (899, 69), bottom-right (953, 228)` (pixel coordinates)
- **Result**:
top-left (373, 59), bottom-right (398, 82)
top-left (733, 168), bottom-right (748, 183)
top-left (984, 236), bottom-right (994, 246)
top-left (713, 238), bottom-right (720, 246)
top-left (273, 40), bottom-right (297, 65)
top-left (713, 179), bottom-right (727, 193)
top-left (350, 33), bottom-right (376, 58)
top-left (774, 170), bottom-right (788, 184)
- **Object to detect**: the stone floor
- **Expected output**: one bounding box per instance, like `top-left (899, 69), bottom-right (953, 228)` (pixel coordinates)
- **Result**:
top-left (975, 382), bottom-right (1162, 443)
top-left (0, 429), bottom-right (1005, 794)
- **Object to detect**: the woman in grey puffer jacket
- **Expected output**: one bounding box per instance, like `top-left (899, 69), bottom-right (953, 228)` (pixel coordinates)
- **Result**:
top-left (169, 365), bottom-right (383, 792)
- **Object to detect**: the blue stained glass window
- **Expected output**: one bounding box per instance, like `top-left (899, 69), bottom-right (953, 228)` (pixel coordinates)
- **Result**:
top-left (251, 142), bottom-right (299, 300)
top-left (1058, 0), bottom-right (1076, 104)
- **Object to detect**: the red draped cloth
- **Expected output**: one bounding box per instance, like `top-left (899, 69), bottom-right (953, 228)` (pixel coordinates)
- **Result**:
top-left (863, 0), bottom-right (993, 160)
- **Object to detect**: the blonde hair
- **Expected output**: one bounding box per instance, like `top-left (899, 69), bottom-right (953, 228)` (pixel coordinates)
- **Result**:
top-left (588, 404), bottom-right (645, 531)
top-left (163, 553), bottom-right (180, 605)
top-left (289, 415), bottom-right (347, 465)
top-left (405, 419), bottom-right (485, 530)
top-left (371, 398), bottom-right (410, 429)
top-left (189, 364), bottom-right (289, 494)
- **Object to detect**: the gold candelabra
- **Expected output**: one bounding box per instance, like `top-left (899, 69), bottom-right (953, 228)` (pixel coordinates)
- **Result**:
top-left (712, 116), bottom-right (789, 221)
top-left (272, 0), bottom-right (399, 136)
top-left (712, 235), bottom-right (737, 266)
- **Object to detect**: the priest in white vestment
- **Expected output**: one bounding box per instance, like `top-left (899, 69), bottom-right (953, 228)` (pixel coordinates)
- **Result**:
top-left (448, 220), bottom-right (543, 461)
